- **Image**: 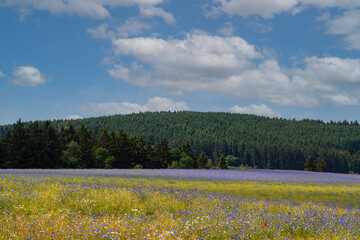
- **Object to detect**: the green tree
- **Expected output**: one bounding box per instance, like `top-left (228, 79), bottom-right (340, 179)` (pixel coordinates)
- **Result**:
top-left (4, 119), bottom-right (29, 168)
top-left (171, 153), bottom-right (194, 169)
top-left (217, 154), bottom-right (228, 169)
top-left (152, 138), bottom-right (171, 168)
top-left (225, 155), bottom-right (239, 167)
top-left (316, 157), bottom-right (327, 172)
top-left (0, 138), bottom-right (4, 168)
top-left (77, 125), bottom-right (95, 168)
top-left (39, 121), bottom-right (62, 168)
top-left (304, 156), bottom-right (316, 171)
top-left (93, 147), bottom-right (114, 169)
top-left (26, 121), bottom-right (42, 168)
top-left (61, 141), bottom-right (83, 168)
top-left (96, 128), bottom-right (111, 149)
top-left (197, 151), bottom-right (210, 169)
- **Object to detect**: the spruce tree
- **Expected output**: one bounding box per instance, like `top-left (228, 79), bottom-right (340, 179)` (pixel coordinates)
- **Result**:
top-left (217, 154), bottom-right (228, 169)
top-left (197, 151), bottom-right (209, 169)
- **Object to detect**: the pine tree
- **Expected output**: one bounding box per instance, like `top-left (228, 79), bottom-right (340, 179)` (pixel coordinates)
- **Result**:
top-left (39, 121), bottom-right (61, 168)
top-left (4, 119), bottom-right (29, 168)
top-left (197, 151), bottom-right (210, 169)
top-left (152, 138), bottom-right (170, 168)
top-left (77, 125), bottom-right (95, 168)
top-left (217, 154), bottom-right (228, 169)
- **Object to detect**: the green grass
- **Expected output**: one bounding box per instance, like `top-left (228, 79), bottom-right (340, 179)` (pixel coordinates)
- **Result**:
top-left (0, 174), bottom-right (359, 239)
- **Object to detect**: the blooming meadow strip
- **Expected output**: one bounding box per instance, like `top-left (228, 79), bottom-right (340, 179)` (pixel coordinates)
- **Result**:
top-left (0, 169), bottom-right (359, 239)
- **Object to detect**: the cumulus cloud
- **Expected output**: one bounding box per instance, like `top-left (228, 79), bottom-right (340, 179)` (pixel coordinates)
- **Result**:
top-left (325, 9), bottom-right (360, 49)
top-left (107, 32), bottom-right (360, 107)
top-left (0, 71), bottom-right (5, 78)
top-left (78, 97), bottom-right (190, 115)
top-left (140, 6), bottom-right (175, 24)
top-left (109, 32), bottom-right (263, 91)
top-left (229, 104), bottom-right (280, 117)
top-left (0, 0), bottom-right (163, 19)
top-left (11, 66), bottom-right (49, 87)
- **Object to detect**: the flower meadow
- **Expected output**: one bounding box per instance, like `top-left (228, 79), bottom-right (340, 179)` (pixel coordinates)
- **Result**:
top-left (0, 169), bottom-right (359, 239)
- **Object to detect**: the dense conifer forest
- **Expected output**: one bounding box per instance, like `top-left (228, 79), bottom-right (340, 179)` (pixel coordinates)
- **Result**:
top-left (0, 111), bottom-right (360, 173)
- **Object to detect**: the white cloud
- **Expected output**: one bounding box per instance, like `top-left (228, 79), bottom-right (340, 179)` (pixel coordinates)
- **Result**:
top-left (87, 18), bottom-right (151, 39)
top-left (11, 66), bottom-right (49, 87)
top-left (78, 97), bottom-right (189, 115)
top-left (229, 104), bottom-right (280, 118)
top-left (87, 23), bottom-right (109, 39)
top-left (67, 115), bottom-right (83, 120)
top-left (219, 0), bottom-right (298, 18)
top-left (140, 6), bottom-right (175, 24)
top-left (108, 32), bottom-right (360, 107)
top-left (326, 9), bottom-right (360, 49)
top-left (114, 18), bottom-right (151, 37)
top-left (216, 0), bottom-right (360, 18)
top-left (290, 57), bottom-right (360, 106)
top-left (109, 31), bottom-right (264, 94)
top-left (299, 0), bottom-right (360, 9)
top-left (0, 71), bottom-right (5, 78)
top-left (217, 22), bottom-right (235, 36)
top-left (247, 18), bottom-right (272, 33)
top-left (321, 95), bottom-right (359, 106)
top-left (1, 0), bottom-right (164, 19)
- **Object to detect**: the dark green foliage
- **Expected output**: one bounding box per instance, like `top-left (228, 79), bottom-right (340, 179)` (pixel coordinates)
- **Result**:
top-left (61, 141), bottom-right (83, 168)
top-left (39, 121), bottom-right (62, 168)
top-left (3, 119), bottom-right (29, 168)
top-left (93, 147), bottom-right (114, 169)
top-left (171, 153), bottom-right (194, 169)
top-left (305, 156), bottom-right (316, 171)
top-left (152, 138), bottom-right (171, 168)
top-left (197, 152), bottom-right (210, 169)
top-left (226, 155), bottom-right (239, 167)
top-left (0, 112), bottom-right (360, 173)
top-left (77, 125), bottom-right (95, 168)
top-left (316, 157), bottom-right (327, 172)
top-left (217, 154), bottom-right (228, 169)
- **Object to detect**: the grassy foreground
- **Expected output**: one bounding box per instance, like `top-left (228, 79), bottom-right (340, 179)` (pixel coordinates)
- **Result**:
top-left (0, 171), bottom-right (359, 239)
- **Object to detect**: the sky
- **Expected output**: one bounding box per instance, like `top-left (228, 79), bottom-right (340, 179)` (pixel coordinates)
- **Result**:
top-left (1, 0), bottom-right (360, 125)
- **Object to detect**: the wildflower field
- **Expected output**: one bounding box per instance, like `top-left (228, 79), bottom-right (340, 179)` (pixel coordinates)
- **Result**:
top-left (0, 169), bottom-right (360, 239)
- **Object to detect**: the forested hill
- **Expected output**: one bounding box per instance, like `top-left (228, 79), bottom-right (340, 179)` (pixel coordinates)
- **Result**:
top-left (55, 111), bottom-right (359, 152)
top-left (1, 111), bottom-right (360, 173)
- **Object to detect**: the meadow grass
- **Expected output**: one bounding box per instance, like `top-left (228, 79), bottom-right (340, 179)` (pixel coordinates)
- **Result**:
top-left (0, 171), bottom-right (359, 239)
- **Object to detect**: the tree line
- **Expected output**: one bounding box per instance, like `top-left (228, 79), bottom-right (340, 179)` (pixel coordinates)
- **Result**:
top-left (0, 119), bottom-right (218, 169)
top-left (1, 111), bottom-right (360, 173)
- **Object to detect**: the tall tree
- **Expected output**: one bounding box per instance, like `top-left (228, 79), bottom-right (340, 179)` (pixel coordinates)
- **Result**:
top-left (77, 125), bottom-right (95, 168)
top-left (4, 119), bottom-right (29, 168)
top-left (61, 140), bottom-right (83, 168)
top-left (152, 138), bottom-right (171, 168)
top-left (39, 121), bottom-right (62, 168)
top-left (304, 156), bottom-right (316, 171)
top-left (197, 151), bottom-right (210, 169)
top-left (217, 154), bottom-right (228, 169)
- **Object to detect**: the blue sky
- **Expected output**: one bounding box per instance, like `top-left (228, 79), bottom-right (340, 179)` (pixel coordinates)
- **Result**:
top-left (1, 0), bottom-right (360, 125)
